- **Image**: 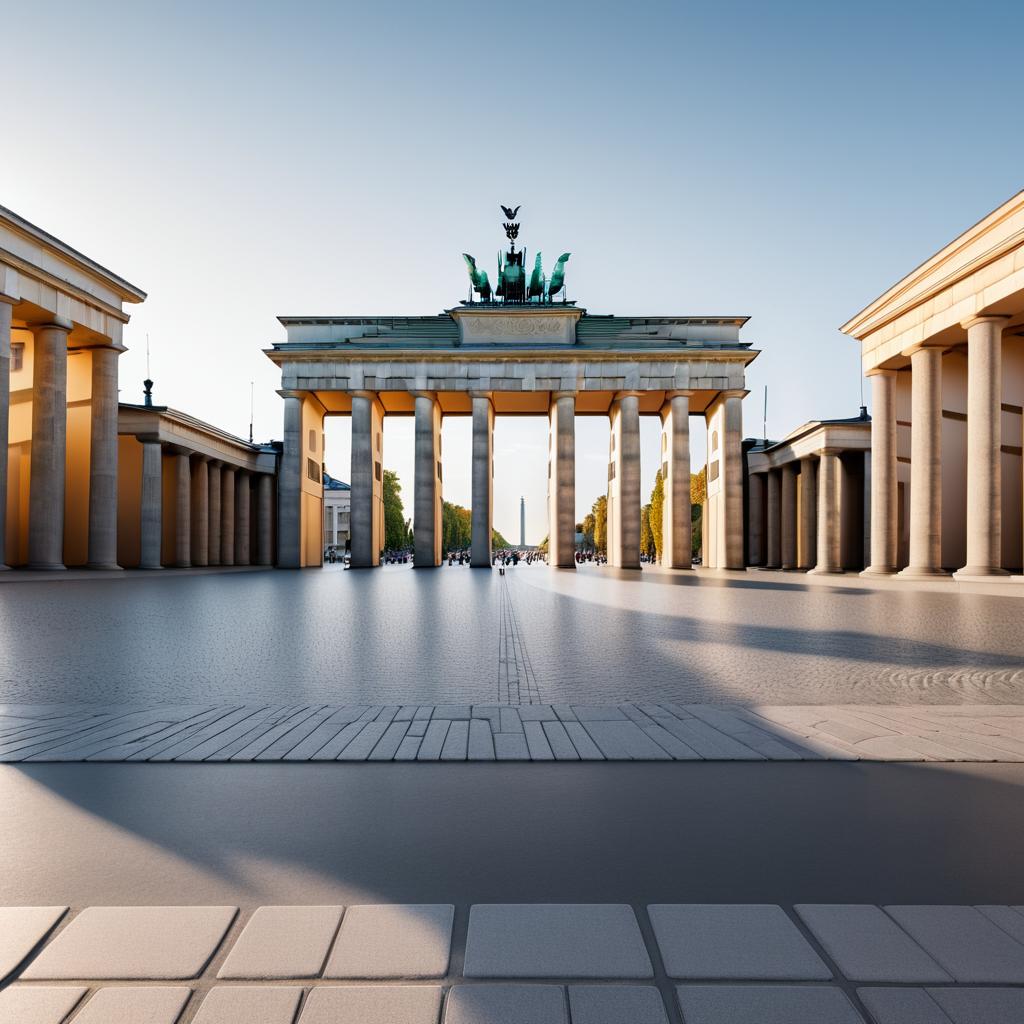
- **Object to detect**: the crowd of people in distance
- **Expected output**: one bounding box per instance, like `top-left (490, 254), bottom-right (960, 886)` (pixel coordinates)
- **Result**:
top-left (382, 549), bottom-right (412, 564)
top-left (575, 549), bottom-right (606, 565)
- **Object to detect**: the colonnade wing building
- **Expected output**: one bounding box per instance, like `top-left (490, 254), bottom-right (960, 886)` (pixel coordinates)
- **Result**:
top-left (266, 305), bottom-right (758, 569)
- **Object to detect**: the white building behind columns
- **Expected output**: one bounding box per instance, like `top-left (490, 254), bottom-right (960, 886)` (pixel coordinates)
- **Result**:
top-left (841, 190), bottom-right (1024, 579)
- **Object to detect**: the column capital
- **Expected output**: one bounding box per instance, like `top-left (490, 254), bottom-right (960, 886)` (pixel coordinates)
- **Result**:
top-left (719, 388), bottom-right (749, 400)
top-left (663, 389), bottom-right (696, 400)
top-left (550, 390), bottom-right (576, 401)
top-left (277, 388), bottom-right (305, 400)
top-left (818, 446), bottom-right (843, 457)
top-left (865, 366), bottom-right (898, 378)
top-left (799, 453), bottom-right (817, 465)
top-left (904, 341), bottom-right (946, 357)
top-left (612, 389), bottom-right (644, 402)
top-left (32, 316), bottom-right (73, 334)
top-left (408, 389), bottom-right (438, 402)
top-left (468, 391), bottom-right (494, 405)
top-left (0, 292), bottom-right (18, 307)
top-left (961, 313), bottom-right (1011, 331)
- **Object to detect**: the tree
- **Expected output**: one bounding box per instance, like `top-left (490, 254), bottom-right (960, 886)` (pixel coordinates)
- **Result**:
top-left (581, 512), bottom-right (595, 547)
top-left (441, 501), bottom-right (472, 551)
top-left (649, 470), bottom-right (664, 562)
top-left (690, 467), bottom-right (707, 561)
top-left (383, 470), bottom-right (409, 550)
top-left (492, 527), bottom-right (511, 548)
top-left (592, 495), bottom-right (608, 553)
top-left (691, 466), bottom-right (707, 506)
top-left (640, 504), bottom-right (655, 558)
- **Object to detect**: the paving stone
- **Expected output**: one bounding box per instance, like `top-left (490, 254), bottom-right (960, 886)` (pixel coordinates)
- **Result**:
top-left (407, 720), bottom-right (429, 737)
top-left (542, 721), bottom-right (580, 760)
top-left (524, 721), bottom-right (554, 759)
top-left (494, 733), bottom-right (529, 760)
top-left (0, 985), bottom-right (86, 1024)
top-left (23, 906), bottom-right (237, 980)
top-left (640, 723), bottom-right (701, 759)
top-left (464, 904), bottom-right (652, 978)
top-left (884, 905), bottom-right (1024, 982)
top-left (795, 904), bottom-right (951, 982)
top-left (417, 719), bottom-right (450, 760)
top-left (396, 734), bottom-right (424, 759)
top-left (0, 906), bottom-right (67, 981)
top-left (434, 705), bottom-right (471, 720)
top-left (497, 708), bottom-right (523, 733)
top-left (563, 722), bottom-right (604, 759)
top-left (649, 904), bottom-right (830, 979)
top-left (856, 988), bottom-right (953, 1024)
top-left (443, 984), bottom-right (566, 1023)
top-left (298, 985), bottom-right (442, 1024)
top-left (337, 721), bottom-right (388, 760)
top-left (324, 904), bottom-right (454, 978)
top-left (217, 905), bottom-right (342, 979)
top-left (468, 719), bottom-right (495, 759)
top-left (928, 986), bottom-right (1024, 1024)
top-left (978, 905), bottom-right (1024, 945)
top-left (191, 986), bottom-right (303, 1024)
top-left (516, 705), bottom-right (557, 722)
top-left (581, 721), bottom-right (671, 760)
top-left (675, 984), bottom-right (864, 1023)
top-left (70, 987), bottom-right (192, 1024)
top-left (369, 720), bottom-right (411, 760)
top-left (573, 706), bottom-right (628, 721)
top-left (441, 721), bottom-right (470, 760)
top-left (568, 984), bottom-right (669, 1023)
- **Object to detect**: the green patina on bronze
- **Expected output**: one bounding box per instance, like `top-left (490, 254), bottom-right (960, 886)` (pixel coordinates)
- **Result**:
top-left (462, 205), bottom-right (571, 305)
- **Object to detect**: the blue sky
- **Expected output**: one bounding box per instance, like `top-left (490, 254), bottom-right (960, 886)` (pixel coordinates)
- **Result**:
top-left (4, 0), bottom-right (1022, 542)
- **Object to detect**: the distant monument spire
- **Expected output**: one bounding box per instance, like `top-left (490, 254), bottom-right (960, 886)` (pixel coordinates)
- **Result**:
top-left (520, 496), bottom-right (526, 548)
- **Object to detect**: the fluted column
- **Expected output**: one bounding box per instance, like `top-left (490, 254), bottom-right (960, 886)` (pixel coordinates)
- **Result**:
top-left (470, 393), bottom-right (494, 568)
top-left (810, 449), bottom-right (843, 574)
top-left (174, 452), bottom-right (191, 568)
top-left (722, 392), bottom-right (746, 569)
top-left (747, 471), bottom-right (765, 566)
top-left (190, 457), bottom-right (209, 567)
top-left (900, 345), bottom-right (946, 577)
top-left (608, 391), bottom-right (642, 569)
top-left (413, 392), bottom-right (442, 567)
top-left (957, 316), bottom-right (1009, 577)
top-left (86, 345), bottom-right (122, 569)
top-left (221, 466), bottom-right (236, 565)
top-left (277, 391), bottom-right (302, 568)
top-left (139, 439), bottom-right (163, 569)
top-left (235, 471), bottom-right (251, 566)
top-left (257, 474), bottom-right (273, 566)
top-left (798, 457), bottom-right (817, 571)
top-left (207, 461), bottom-right (222, 565)
top-left (350, 391), bottom-right (384, 568)
top-left (0, 295), bottom-right (13, 570)
top-left (862, 369), bottom-right (897, 576)
top-left (28, 319), bottom-right (71, 569)
top-left (548, 392), bottom-right (576, 568)
top-left (780, 463), bottom-right (798, 570)
top-left (661, 392), bottom-right (692, 568)
top-left (766, 470), bottom-right (782, 568)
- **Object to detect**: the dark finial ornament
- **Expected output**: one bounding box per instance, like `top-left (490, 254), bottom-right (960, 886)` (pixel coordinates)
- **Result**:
top-left (461, 205), bottom-right (571, 305)
top-left (143, 378), bottom-right (154, 408)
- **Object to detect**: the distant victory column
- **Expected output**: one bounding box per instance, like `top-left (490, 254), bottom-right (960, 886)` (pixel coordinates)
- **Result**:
top-left (520, 497), bottom-right (526, 548)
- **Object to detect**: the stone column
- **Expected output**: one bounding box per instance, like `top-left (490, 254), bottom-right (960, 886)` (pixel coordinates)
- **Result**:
top-left (722, 392), bottom-right (746, 569)
top-left (747, 471), bottom-right (765, 567)
top-left (661, 392), bottom-right (692, 568)
top-left (780, 463), bottom-right (798, 570)
top-left (235, 471), bottom-right (251, 566)
top-left (547, 392), bottom-right (576, 568)
top-left (862, 369), bottom-right (897, 575)
top-left (86, 345), bottom-right (121, 569)
top-left (957, 316), bottom-right (1010, 577)
top-left (470, 393), bottom-right (494, 568)
top-left (413, 392), bottom-right (442, 567)
top-left (174, 452), bottom-right (191, 568)
top-left (207, 461), bottom-right (222, 566)
top-left (798, 457), bottom-right (817, 571)
top-left (28, 319), bottom-right (71, 569)
top-left (257, 473), bottom-right (273, 566)
top-left (608, 392), bottom-right (642, 569)
top-left (277, 391), bottom-right (303, 568)
top-left (350, 391), bottom-right (384, 568)
top-left (221, 466), bottom-right (236, 565)
top-left (765, 470), bottom-right (781, 568)
top-left (139, 439), bottom-right (163, 569)
top-left (810, 449), bottom-right (843, 574)
top-left (188, 458), bottom-right (209, 567)
top-left (900, 345), bottom-right (946, 577)
top-left (0, 295), bottom-right (13, 570)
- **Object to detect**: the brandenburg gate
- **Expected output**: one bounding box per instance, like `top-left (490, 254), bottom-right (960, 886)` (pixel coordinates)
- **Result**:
top-left (266, 210), bottom-right (758, 570)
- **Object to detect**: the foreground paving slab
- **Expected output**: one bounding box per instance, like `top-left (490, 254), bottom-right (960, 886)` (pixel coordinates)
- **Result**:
top-left (217, 906), bottom-right (343, 979)
top-left (0, 906), bottom-right (67, 982)
top-left (323, 904), bottom-right (454, 978)
top-left (297, 985), bottom-right (442, 1024)
top-left (856, 987), bottom-right (950, 1024)
top-left (0, 985), bottom-right (86, 1024)
top-left (191, 985), bottom-right (304, 1024)
top-left (70, 986), bottom-right (192, 1024)
top-left (884, 905), bottom-right (1024, 983)
top-left (859, 986), bottom-right (1024, 1023)
top-left (22, 906), bottom-right (237, 980)
top-left (649, 904), bottom-right (830, 980)
top-left (567, 984), bottom-right (669, 1024)
top-left (676, 984), bottom-right (865, 1023)
top-left (463, 904), bottom-right (652, 978)
top-left (444, 984), bottom-right (567, 1024)
top-left (795, 904), bottom-right (952, 982)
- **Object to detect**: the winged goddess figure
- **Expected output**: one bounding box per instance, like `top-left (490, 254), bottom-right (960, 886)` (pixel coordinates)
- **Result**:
top-left (500, 205), bottom-right (521, 220)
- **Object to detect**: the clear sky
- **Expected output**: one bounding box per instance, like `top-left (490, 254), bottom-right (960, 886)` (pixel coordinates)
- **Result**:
top-left (4, 0), bottom-right (1022, 543)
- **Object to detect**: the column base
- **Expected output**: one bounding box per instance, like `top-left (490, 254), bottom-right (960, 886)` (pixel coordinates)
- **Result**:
top-left (139, 564), bottom-right (164, 571)
top-left (27, 562), bottom-right (66, 571)
top-left (860, 565), bottom-right (896, 577)
top-left (807, 567), bottom-right (844, 576)
top-left (87, 562), bottom-right (124, 572)
top-left (470, 562), bottom-right (493, 569)
top-left (897, 566), bottom-right (950, 579)
top-left (953, 566), bottom-right (1011, 580)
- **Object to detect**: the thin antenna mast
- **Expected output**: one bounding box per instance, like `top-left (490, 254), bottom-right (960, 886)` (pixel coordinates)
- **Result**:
top-left (762, 385), bottom-right (768, 441)
top-left (249, 381), bottom-right (254, 444)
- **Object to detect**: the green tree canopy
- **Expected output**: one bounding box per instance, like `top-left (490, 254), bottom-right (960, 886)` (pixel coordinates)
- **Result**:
top-left (649, 470), bottom-right (664, 562)
top-left (383, 470), bottom-right (411, 549)
top-left (441, 501), bottom-right (472, 551)
top-left (592, 494), bottom-right (608, 553)
top-left (492, 527), bottom-right (511, 548)
top-left (640, 504), bottom-right (655, 558)
top-left (691, 466), bottom-right (707, 506)
top-left (581, 512), bottom-right (596, 547)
